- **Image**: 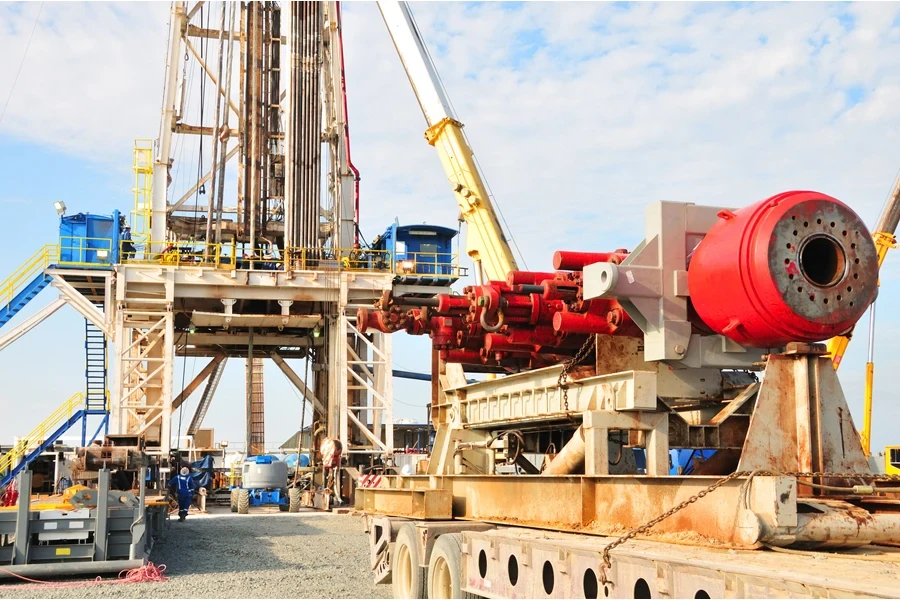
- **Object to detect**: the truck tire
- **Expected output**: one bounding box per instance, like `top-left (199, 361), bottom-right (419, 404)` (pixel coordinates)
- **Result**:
top-left (427, 533), bottom-right (464, 599)
top-left (237, 489), bottom-right (250, 514)
top-left (392, 524), bottom-right (426, 599)
top-left (288, 488), bottom-right (302, 513)
top-left (230, 489), bottom-right (238, 513)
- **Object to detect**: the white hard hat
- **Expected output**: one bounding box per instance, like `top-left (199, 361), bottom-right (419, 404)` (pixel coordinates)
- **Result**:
top-left (180, 467), bottom-right (190, 476)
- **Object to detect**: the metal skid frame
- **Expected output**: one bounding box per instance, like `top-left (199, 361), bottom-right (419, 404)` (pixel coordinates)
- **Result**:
top-left (0, 469), bottom-right (165, 580)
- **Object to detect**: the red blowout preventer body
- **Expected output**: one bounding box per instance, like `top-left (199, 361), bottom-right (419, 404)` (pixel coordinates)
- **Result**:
top-left (688, 190), bottom-right (878, 348)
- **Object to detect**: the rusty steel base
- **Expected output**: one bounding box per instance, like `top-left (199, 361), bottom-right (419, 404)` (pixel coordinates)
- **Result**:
top-left (356, 474), bottom-right (900, 549)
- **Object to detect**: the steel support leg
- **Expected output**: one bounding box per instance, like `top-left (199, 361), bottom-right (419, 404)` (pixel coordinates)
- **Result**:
top-left (13, 471), bottom-right (31, 565)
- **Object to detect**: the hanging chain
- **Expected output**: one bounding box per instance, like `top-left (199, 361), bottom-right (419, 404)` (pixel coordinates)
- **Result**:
top-left (557, 335), bottom-right (596, 414)
top-left (597, 469), bottom-right (900, 586)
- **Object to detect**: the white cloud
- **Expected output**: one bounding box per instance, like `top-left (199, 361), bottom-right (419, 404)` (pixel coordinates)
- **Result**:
top-left (0, 2), bottom-right (167, 164)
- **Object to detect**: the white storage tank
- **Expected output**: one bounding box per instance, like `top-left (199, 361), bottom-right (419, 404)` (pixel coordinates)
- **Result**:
top-left (242, 456), bottom-right (288, 488)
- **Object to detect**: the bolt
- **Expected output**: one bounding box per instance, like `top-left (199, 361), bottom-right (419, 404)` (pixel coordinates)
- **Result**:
top-left (674, 344), bottom-right (685, 355)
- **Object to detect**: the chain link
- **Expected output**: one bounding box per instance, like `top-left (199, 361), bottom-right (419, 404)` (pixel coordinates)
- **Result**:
top-left (597, 469), bottom-right (900, 586)
top-left (557, 336), bottom-right (596, 414)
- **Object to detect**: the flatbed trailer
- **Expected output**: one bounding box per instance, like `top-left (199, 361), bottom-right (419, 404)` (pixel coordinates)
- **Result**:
top-left (363, 517), bottom-right (900, 599)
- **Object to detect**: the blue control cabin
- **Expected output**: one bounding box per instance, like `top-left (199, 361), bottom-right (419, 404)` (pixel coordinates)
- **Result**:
top-left (57, 210), bottom-right (123, 268)
top-left (371, 222), bottom-right (462, 286)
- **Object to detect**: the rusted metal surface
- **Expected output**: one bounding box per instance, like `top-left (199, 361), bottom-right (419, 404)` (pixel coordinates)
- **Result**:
top-left (792, 499), bottom-right (900, 548)
top-left (355, 488), bottom-right (452, 520)
top-left (364, 472), bottom-right (900, 549)
top-left (365, 474), bottom-right (800, 547)
top-left (737, 352), bottom-right (871, 484)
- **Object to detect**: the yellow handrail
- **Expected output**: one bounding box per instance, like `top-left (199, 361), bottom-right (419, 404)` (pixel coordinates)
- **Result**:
top-left (0, 245), bottom-right (59, 307)
top-left (284, 247), bottom-right (394, 273)
top-left (0, 392), bottom-right (84, 477)
top-left (121, 239), bottom-right (238, 270)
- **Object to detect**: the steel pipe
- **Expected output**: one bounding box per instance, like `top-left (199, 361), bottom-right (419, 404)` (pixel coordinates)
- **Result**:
top-left (541, 427), bottom-right (585, 475)
top-left (553, 250), bottom-right (628, 271)
top-left (0, 560), bottom-right (145, 580)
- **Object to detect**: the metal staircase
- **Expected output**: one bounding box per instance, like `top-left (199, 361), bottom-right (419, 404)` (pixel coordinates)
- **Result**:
top-left (0, 245), bottom-right (59, 330)
top-left (82, 315), bottom-right (110, 443)
top-left (0, 393), bottom-right (90, 488)
top-left (0, 274), bottom-right (52, 328)
top-left (187, 358), bottom-right (227, 436)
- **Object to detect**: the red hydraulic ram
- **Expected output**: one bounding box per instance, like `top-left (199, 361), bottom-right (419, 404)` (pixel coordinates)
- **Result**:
top-left (688, 190), bottom-right (878, 347)
top-left (358, 260), bottom-right (639, 370)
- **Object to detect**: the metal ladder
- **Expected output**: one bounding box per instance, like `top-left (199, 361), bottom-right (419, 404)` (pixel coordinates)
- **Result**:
top-left (187, 358), bottom-right (227, 436)
top-left (84, 317), bottom-right (108, 413)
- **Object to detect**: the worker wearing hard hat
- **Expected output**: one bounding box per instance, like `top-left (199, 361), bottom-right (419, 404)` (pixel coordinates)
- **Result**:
top-left (170, 466), bottom-right (196, 522)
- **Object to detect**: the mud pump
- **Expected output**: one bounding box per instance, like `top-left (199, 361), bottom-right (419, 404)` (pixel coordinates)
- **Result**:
top-left (356, 190), bottom-right (900, 599)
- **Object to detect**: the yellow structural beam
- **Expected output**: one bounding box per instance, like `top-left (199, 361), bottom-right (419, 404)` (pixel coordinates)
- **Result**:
top-left (425, 118), bottom-right (518, 282)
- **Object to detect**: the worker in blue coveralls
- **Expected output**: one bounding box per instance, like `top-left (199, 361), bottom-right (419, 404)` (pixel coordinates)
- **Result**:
top-left (171, 466), bottom-right (195, 522)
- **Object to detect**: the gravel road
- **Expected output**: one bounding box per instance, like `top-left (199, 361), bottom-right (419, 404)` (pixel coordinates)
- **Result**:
top-left (0, 508), bottom-right (389, 599)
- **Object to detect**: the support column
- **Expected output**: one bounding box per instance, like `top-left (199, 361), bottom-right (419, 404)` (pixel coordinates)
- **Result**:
top-left (245, 328), bottom-right (265, 456)
top-left (152, 3), bottom-right (185, 250)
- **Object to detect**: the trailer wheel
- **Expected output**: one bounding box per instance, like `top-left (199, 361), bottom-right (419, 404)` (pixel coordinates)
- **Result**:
top-left (230, 489), bottom-right (238, 513)
top-left (288, 488), bottom-right (302, 513)
top-left (237, 489), bottom-right (250, 514)
top-left (393, 524), bottom-right (426, 599)
top-left (428, 533), bottom-right (465, 599)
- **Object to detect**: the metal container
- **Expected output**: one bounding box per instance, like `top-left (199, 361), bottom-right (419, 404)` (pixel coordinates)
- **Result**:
top-left (242, 456), bottom-right (288, 489)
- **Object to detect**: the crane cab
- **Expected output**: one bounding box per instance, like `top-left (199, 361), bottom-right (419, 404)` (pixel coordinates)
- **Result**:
top-left (371, 222), bottom-right (463, 286)
top-left (887, 446), bottom-right (900, 475)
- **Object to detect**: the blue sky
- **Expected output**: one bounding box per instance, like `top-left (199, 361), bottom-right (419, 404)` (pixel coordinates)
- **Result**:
top-left (2, 2), bottom-right (900, 459)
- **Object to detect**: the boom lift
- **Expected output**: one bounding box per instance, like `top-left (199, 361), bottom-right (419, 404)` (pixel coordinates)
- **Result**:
top-left (356, 3), bottom-right (900, 598)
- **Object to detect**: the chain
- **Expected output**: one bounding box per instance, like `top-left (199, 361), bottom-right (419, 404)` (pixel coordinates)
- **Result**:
top-left (597, 469), bottom-right (900, 586)
top-left (558, 336), bottom-right (596, 414)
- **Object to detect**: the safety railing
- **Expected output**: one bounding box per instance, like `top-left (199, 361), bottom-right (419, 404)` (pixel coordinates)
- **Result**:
top-left (131, 139), bottom-right (153, 248)
top-left (228, 460), bottom-right (242, 487)
top-left (58, 236), bottom-right (114, 267)
top-left (120, 239), bottom-right (238, 270)
top-left (395, 251), bottom-right (467, 279)
top-left (0, 244), bottom-right (59, 307)
top-left (284, 247), bottom-right (394, 273)
top-left (0, 392), bottom-right (84, 478)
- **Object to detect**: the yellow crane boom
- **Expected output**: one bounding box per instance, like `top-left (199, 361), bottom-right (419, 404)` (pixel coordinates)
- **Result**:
top-left (826, 173), bottom-right (900, 456)
top-left (377, 2), bottom-right (518, 283)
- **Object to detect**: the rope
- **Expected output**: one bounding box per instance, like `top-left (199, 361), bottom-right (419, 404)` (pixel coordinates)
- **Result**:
top-left (0, 562), bottom-right (167, 589)
top-left (0, 2), bottom-right (44, 127)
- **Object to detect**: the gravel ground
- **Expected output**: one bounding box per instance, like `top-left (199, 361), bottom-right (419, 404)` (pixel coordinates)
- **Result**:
top-left (0, 508), bottom-right (390, 599)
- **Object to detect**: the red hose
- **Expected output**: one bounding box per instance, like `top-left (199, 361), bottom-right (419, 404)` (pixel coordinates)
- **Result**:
top-left (0, 562), bottom-right (168, 588)
top-left (335, 2), bottom-right (361, 245)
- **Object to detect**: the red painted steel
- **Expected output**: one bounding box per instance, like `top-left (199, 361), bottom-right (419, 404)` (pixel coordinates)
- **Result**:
top-left (688, 190), bottom-right (878, 347)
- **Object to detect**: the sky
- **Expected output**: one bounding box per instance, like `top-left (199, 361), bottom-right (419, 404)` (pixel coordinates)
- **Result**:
top-left (1, 2), bottom-right (900, 459)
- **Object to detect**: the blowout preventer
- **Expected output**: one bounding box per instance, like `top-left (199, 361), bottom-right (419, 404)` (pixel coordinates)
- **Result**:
top-left (362, 191), bottom-right (878, 369)
top-left (687, 191), bottom-right (878, 347)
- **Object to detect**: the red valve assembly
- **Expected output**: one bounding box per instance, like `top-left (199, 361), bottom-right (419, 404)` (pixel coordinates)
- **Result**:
top-left (358, 250), bottom-right (641, 371)
top-left (359, 191), bottom-right (878, 368)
